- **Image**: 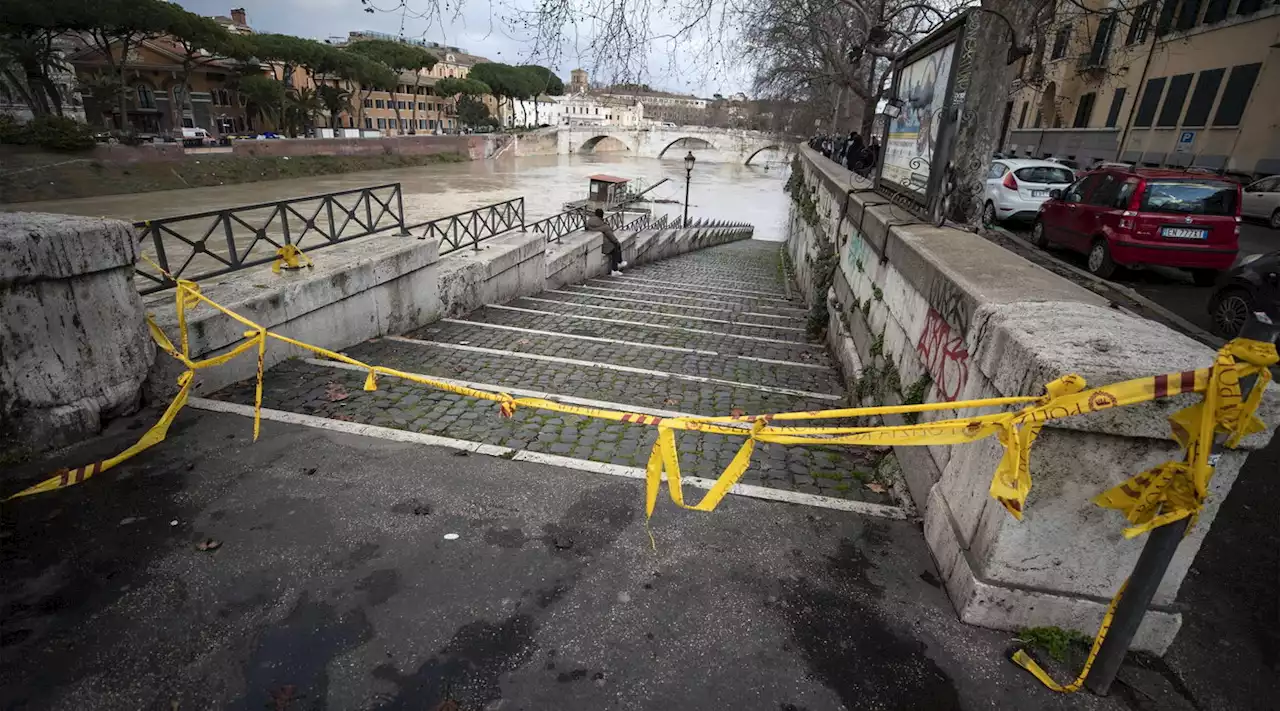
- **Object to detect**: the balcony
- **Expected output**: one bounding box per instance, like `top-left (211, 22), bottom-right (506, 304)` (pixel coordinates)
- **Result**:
top-left (1076, 50), bottom-right (1109, 75)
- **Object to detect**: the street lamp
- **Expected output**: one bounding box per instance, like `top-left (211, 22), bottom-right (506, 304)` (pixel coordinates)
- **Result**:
top-left (683, 150), bottom-right (696, 227)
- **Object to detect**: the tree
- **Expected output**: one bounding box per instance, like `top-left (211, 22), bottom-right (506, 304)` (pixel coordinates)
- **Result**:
top-left (317, 83), bottom-right (353, 129)
top-left (161, 9), bottom-right (249, 132)
top-left (0, 5), bottom-right (72, 118)
top-left (455, 94), bottom-right (491, 128)
top-left (284, 85), bottom-right (322, 136)
top-left (520, 65), bottom-right (563, 125)
top-left (344, 38), bottom-right (436, 134)
top-left (236, 73), bottom-right (286, 130)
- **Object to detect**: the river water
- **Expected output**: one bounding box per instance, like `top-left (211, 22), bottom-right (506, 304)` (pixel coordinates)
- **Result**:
top-left (5, 151), bottom-right (794, 241)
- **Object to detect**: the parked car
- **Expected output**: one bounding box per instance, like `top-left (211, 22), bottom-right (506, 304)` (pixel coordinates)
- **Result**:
top-left (982, 159), bottom-right (1076, 225)
top-left (1032, 167), bottom-right (1242, 283)
top-left (1241, 175), bottom-right (1280, 229)
top-left (1207, 250), bottom-right (1280, 337)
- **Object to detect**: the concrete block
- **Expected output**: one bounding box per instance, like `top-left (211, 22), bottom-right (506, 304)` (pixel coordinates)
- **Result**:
top-left (1, 213), bottom-right (154, 458)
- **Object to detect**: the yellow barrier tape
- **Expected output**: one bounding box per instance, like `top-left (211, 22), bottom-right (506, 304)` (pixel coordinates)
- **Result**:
top-left (1011, 580), bottom-right (1126, 693)
top-left (271, 244), bottom-right (314, 274)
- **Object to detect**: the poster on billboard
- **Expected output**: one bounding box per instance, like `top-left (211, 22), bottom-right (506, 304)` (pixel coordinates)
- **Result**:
top-left (880, 42), bottom-right (956, 198)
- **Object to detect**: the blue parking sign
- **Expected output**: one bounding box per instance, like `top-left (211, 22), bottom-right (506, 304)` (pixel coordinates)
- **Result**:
top-left (1176, 130), bottom-right (1196, 153)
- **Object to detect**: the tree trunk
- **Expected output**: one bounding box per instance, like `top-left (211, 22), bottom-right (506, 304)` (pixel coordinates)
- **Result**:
top-left (412, 76), bottom-right (421, 132)
top-left (946, 1), bottom-right (1043, 227)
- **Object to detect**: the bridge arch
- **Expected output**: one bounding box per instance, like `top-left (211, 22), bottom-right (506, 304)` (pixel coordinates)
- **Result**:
top-left (657, 136), bottom-right (715, 159)
top-left (744, 144), bottom-right (784, 166)
top-left (578, 134), bottom-right (635, 153)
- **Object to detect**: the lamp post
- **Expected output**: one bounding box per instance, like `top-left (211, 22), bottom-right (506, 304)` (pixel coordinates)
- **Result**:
top-left (683, 150), bottom-right (696, 227)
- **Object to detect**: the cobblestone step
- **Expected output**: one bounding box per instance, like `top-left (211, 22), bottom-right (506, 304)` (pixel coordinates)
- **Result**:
top-left (556, 283), bottom-right (806, 317)
top-left (532, 290), bottom-right (799, 324)
top-left (402, 318), bottom-right (842, 394)
top-left (340, 337), bottom-right (842, 414)
top-left (506, 296), bottom-right (812, 343)
top-left (208, 359), bottom-right (893, 504)
top-left (460, 304), bottom-right (828, 362)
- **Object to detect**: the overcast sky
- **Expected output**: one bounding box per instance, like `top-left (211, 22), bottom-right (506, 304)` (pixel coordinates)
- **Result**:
top-left (175, 0), bottom-right (752, 97)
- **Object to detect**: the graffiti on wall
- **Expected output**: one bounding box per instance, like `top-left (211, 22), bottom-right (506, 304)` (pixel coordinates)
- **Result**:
top-left (916, 280), bottom-right (972, 401)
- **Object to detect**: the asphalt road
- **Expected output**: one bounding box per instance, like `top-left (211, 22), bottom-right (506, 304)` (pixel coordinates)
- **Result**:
top-left (1005, 219), bottom-right (1278, 335)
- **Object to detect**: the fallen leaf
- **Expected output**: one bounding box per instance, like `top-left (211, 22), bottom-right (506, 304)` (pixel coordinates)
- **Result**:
top-left (799, 351), bottom-right (813, 361)
top-left (516, 338), bottom-right (531, 347)
top-left (866, 482), bottom-right (887, 494)
top-left (730, 408), bottom-right (746, 417)
top-left (324, 382), bottom-right (349, 402)
top-left (662, 397), bottom-right (680, 406)
top-left (331, 414), bottom-right (355, 422)
top-left (196, 538), bottom-right (221, 551)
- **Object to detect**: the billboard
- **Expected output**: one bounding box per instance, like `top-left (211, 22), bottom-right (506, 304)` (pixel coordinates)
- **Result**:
top-left (880, 42), bottom-right (956, 198)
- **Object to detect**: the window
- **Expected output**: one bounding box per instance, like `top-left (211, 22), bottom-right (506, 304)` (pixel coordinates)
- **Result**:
top-left (986, 163), bottom-right (1009, 179)
top-left (1213, 63), bottom-right (1261, 126)
top-left (1073, 92), bottom-right (1097, 128)
top-left (419, 119), bottom-right (426, 129)
top-left (1087, 174), bottom-right (1121, 206)
top-left (1246, 177), bottom-right (1280, 192)
top-left (363, 99), bottom-right (373, 108)
top-left (1202, 0), bottom-right (1231, 24)
top-left (1174, 0), bottom-right (1203, 31)
top-left (135, 84), bottom-right (155, 109)
top-left (1064, 174), bottom-right (1101, 203)
top-left (1033, 110), bottom-right (1042, 128)
top-left (364, 117), bottom-right (373, 128)
top-left (375, 99), bottom-right (385, 109)
top-left (1051, 26), bottom-right (1071, 59)
top-left (1236, 0), bottom-right (1265, 14)
top-left (429, 119), bottom-right (436, 128)
top-left (1183, 68), bottom-right (1224, 126)
top-left (1140, 180), bottom-right (1238, 215)
top-left (1155, 0), bottom-right (1178, 36)
top-left (1017, 102), bottom-right (1030, 128)
top-left (376, 118), bottom-right (386, 129)
top-left (418, 102), bottom-right (425, 110)
top-left (1105, 88), bottom-right (1127, 127)
top-left (1157, 73), bottom-right (1193, 126)
top-left (1126, 1), bottom-right (1155, 44)
top-left (1133, 76), bottom-right (1166, 126)
top-left (1015, 166), bottom-right (1075, 184)
top-left (1085, 13), bottom-right (1117, 66)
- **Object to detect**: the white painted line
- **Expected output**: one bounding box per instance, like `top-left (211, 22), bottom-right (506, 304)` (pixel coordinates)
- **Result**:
top-left (550, 288), bottom-right (793, 321)
top-left (512, 452), bottom-right (909, 520)
top-left (385, 336), bottom-right (843, 401)
top-left (189, 397), bottom-right (516, 456)
top-left (590, 278), bottom-right (797, 306)
top-left (610, 274), bottom-right (790, 298)
top-left (521, 297), bottom-right (806, 332)
top-left (486, 304), bottom-right (823, 348)
top-left (561, 285), bottom-right (803, 318)
top-left (190, 398), bottom-right (908, 521)
top-left (441, 319), bottom-right (833, 371)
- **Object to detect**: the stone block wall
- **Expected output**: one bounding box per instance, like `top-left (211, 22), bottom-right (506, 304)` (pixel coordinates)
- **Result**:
top-left (787, 146), bottom-right (1279, 652)
top-left (231, 135), bottom-right (489, 160)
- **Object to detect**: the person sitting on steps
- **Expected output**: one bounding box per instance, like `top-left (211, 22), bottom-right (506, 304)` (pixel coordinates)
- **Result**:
top-left (585, 208), bottom-right (627, 276)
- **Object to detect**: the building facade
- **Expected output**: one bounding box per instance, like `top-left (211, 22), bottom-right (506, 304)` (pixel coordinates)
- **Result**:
top-left (501, 96), bottom-right (564, 128)
top-left (0, 39), bottom-right (86, 124)
top-left (1005, 0), bottom-right (1278, 177)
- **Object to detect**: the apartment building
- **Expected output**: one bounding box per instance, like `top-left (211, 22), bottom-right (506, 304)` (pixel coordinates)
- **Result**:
top-left (1004, 0), bottom-right (1278, 177)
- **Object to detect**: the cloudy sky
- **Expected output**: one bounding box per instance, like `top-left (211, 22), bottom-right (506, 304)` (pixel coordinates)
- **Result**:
top-left (175, 0), bottom-right (752, 97)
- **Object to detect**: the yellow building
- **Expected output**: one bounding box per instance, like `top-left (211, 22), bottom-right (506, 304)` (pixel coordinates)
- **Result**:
top-left (1004, 0), bottom-right (1278, 177)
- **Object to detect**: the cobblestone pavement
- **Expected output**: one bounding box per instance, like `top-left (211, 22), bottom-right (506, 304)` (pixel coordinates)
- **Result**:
top-left (212, 239), bottom-right (894, 505)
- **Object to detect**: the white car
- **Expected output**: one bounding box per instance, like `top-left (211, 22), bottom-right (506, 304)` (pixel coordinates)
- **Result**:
top-left (982, 159), bottom-right (1077, 225)
top-left (1241, 175), bottom-right (1280, 229)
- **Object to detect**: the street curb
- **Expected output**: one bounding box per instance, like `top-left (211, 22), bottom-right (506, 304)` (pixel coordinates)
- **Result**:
top-left (988, 225), bottom-right (1225, 349)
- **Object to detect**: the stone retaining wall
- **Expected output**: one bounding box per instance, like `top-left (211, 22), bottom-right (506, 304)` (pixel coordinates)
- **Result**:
top-left (231, 135), bottom-right (491, 160)
top-left (787, 145), bottom-right (1280, 652)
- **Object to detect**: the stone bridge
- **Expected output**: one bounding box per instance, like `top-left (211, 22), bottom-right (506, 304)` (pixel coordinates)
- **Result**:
top-left (556, 126), bottom-right (795, 164)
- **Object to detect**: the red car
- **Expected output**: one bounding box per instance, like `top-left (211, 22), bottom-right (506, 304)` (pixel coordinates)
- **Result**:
top-left (1031, 167), bottom-right (1241, 284)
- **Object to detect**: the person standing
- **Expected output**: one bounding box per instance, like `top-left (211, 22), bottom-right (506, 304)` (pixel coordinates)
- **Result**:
top-left (585, 208), bottom-right (626, 276)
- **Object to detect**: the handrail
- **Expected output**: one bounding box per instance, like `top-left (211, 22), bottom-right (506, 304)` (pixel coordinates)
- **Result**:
top-left (405, 197), bottom-right (525, 256)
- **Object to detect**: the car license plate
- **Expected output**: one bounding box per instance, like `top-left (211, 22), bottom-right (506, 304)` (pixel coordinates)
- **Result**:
top-left (1161, 226), bottom-right (1208, 240)
top-left (1031, 190), bottom-right (1047, 197)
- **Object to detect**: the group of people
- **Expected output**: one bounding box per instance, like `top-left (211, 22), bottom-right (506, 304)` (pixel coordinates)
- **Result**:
top-left (808, 131), bottom-right (881, 177)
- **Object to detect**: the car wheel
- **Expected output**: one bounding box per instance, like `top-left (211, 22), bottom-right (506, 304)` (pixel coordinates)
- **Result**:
top-left (982, 201), bottom-right (998, 227)
top-left (1191, 269), bottom-right (1220, 287)
top-left (1270, 209), bottom-right (1280, 230)
top-left (1211, 288), bottom-right (1253, 338)
top-left (1031, 220), bottom-right (1050, 249)
top-left (1086, 239), bottom-right (1116, 279)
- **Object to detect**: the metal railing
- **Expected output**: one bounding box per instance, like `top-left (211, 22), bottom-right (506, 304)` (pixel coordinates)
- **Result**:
top-left (135, 183), bottom-right (405, 294)
top-left (620, 213), bottom-right (672, 231)
top-left (404, 197), bottom-right (525, 256)
top-left (527, 209), bottom-right (590, 242)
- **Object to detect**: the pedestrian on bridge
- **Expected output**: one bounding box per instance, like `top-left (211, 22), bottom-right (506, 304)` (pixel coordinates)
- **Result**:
top-left (586, 208), bottom-right (627, 276)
